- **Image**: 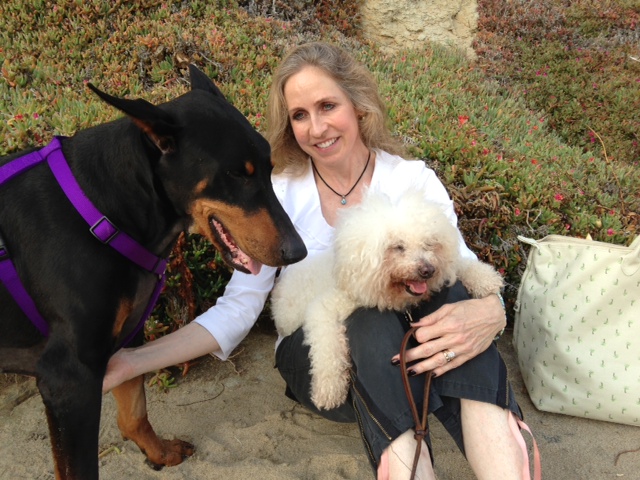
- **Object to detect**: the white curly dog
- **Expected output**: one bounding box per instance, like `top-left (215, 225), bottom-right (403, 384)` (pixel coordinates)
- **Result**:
top-left (270, 188), bottom-right (504, 410)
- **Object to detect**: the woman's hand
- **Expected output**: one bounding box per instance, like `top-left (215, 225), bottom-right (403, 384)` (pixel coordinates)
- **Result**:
top-left (102, 322), bottom-right (221, 394)
top-left (103, 348), bottom-right (135, 394)
top-left (391, 294), bottom-right (506, 377)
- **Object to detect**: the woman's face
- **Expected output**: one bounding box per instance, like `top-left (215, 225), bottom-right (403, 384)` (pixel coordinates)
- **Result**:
top-left (283, 66), bottom-right (366, 167)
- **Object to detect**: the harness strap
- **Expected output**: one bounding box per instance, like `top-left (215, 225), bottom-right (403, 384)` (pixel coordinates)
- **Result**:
top-left (118, 274), bottom-right (166, 348)
top-left (0, 139), bottom-right (61, 184)
top-left (0, 142), bottom-right (58, 337)
top-left (45, 137), bottom-right (167, 276)
top-left (0, 137), bottom-right (169, 345)
top-left (0, 232), bottom-right (50, 336)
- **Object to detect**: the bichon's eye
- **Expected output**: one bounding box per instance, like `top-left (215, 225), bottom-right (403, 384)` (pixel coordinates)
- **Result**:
top-left (392, 243), bottom-right (405, 252)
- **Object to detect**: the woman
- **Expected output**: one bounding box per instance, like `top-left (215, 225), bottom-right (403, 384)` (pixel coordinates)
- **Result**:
top-left (104, 42), bottom-right (530, 479)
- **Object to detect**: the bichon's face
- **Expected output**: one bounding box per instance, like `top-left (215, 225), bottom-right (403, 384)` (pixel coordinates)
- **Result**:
top-left (378, 234), bottom-right (456, 310)
top-left (333, 191), bottom-right (461, 312)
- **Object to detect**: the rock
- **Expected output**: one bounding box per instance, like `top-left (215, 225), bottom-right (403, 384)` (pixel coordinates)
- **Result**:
top-left (361, 0), bottom-right (478, 59)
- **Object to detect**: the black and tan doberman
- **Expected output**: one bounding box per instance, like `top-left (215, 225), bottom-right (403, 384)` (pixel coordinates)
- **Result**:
top-left (0, 65), bottom-right (306, 479)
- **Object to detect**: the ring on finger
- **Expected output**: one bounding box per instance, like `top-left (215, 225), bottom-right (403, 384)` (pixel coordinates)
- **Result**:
top-left (442, 349), bottom-right (456, 363)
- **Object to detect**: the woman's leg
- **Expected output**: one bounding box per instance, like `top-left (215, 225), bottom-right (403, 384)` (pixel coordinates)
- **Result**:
top-left (461, 399), bottom-right (528, 480)
top-left (276, 305), bottom-right (430, 475)
top-left (277, 281), bottom-right (530, 478)
top-left (275, 326), bottom-right (356, 423)
top-left (378, 429), bottom-right (436, 480)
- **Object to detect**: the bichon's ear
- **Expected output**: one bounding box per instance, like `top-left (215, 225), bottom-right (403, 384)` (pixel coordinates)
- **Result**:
top-left (332, 201), bottom-right (391, 305)
top-left (333, 243), bottom-right (389, 307)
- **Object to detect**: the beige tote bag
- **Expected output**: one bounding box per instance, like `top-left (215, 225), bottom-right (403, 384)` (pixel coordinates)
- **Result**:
top-left (514, 234), bottom-right (640, 426)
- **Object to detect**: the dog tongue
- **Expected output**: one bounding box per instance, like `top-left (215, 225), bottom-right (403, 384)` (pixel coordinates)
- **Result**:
top-left (243, 257), bottom-right (262, 275)
top-left (406, 280), bottom-right (428, 295)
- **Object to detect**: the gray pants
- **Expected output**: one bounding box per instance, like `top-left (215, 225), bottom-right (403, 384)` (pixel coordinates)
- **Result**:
top-left (275, 281), bottom-right (520, 472)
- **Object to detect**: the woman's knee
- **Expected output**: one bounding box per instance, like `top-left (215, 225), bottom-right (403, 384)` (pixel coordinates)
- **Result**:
top-left (346, 308), bottom-right (405, 365)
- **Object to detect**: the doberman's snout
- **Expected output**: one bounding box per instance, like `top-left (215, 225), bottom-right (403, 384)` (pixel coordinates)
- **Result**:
top-left (280, 236), bottom-right (308, 265)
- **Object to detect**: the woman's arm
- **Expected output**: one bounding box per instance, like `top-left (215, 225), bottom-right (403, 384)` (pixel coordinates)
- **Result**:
top-left (103, 265), bottom-right (278, 393)
top-left (391, 294), bottom-right (506, 377)
top-left (103, 322), bottom-right (218, 393)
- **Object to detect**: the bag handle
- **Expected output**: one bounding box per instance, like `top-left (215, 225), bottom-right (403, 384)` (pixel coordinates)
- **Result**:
top-left (622, 235), bottom-right (640, 276)
top-left (517, 235), bottom-right (538, 248)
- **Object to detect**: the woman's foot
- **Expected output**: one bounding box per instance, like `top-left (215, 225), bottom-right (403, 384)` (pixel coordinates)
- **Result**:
top-left (377, 429), bottom-right (436, 480)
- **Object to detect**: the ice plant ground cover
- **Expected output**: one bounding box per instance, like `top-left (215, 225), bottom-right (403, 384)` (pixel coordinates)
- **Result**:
top-left (1, 1), bottom-right (638, 365)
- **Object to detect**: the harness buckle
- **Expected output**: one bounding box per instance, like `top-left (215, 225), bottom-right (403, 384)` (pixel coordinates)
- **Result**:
top-left (90, 216), bottom-right (120, 244)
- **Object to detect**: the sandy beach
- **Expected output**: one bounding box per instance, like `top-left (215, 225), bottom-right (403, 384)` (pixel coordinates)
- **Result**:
top-left (1, 326), bottom-right (638, 479)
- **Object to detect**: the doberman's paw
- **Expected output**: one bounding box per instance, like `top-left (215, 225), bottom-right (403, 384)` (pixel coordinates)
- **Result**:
top-left (144, 438), bottom-right (195, 469)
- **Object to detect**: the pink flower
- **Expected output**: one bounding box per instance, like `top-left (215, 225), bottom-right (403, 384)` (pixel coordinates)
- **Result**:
top-left (458, 115), bottom-right (469, 127)
top-left (607, 228), bottom-right (614, 236)
top-left (514, 208), bottom-right (521, 216)
top-left (554, 193), bottom-right (564, 201)
top-left (33, 113), bottom-right (40, 119)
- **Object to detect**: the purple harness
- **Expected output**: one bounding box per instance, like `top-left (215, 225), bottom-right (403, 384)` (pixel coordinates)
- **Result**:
top-left (0, 137), bottom-right (168, 347)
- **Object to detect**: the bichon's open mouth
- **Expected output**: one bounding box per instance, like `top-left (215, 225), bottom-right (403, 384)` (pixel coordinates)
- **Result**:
top-left (404, 280), bottom-right (428, 296)
top-left (210, 216), bottom-right (262, 275)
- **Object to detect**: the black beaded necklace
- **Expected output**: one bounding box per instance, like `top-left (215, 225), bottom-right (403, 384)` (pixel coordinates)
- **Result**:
top-left (311, 150), bottom-right (371, 205)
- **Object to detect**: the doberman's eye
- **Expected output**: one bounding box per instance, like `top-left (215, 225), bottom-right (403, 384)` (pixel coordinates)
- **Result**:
top-left (227, 162), bottom-right (255, 179)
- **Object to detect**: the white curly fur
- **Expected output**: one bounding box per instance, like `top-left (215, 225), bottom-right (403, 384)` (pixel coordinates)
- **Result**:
top-left (270, 188), bottom-right (504, 410)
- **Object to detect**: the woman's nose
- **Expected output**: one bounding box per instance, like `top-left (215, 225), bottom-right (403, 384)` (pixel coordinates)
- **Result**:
top-left (309, 114), bottom-right (327, 137)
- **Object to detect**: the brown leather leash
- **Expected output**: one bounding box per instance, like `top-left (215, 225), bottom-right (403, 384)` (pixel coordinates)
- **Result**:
top-left (399, 325), bottom-right (434, 480)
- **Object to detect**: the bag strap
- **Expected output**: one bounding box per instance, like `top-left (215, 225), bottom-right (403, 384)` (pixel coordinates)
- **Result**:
top-left (622, 236), bottom-right (640, 276)
top-left (399, 326), bottom-right (433, 480)
top-left (517, 235), bottom-right (538, 248)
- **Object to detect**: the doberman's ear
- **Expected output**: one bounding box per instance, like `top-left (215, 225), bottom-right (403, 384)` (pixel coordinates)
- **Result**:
top-left (87, 83), bottom-right (179, 154)
top-left (188, 64), bottom-right (226, 99)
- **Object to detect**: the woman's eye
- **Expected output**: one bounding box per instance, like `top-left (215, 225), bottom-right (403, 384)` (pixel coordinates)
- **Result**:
top-left (393, 244), bottom-right (405, 252)
top-left (292, 111), bottom-right (305, 121)
top-left (322, 103), bottom-right (335, 111)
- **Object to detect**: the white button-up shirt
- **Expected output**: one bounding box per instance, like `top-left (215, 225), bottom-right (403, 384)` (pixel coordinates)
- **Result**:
top-left (194, 150), bottom-right (475, 360)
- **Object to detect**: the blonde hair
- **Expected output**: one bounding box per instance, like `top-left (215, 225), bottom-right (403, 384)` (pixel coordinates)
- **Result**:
top-left (266, 42), bottom-right (404, 174)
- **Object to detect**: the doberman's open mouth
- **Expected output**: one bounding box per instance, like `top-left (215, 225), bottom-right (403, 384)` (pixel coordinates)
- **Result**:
top-left (210, 217), bottom-right (262, 275)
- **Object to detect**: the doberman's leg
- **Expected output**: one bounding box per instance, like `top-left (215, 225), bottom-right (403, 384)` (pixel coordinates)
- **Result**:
top-left (112, 374), bottom-right (194, 468)
top-left (36, 339), bottom-right (103, 480)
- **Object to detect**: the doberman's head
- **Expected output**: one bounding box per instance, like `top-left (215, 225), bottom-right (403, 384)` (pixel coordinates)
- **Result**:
top-left (87, 65), bottom-right (306, 274)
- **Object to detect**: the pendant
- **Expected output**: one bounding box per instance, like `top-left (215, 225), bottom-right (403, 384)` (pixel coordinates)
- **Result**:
top-left (341, 197), bottom-right (347, 205)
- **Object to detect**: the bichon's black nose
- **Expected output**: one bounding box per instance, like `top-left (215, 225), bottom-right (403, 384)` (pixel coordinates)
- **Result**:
top-left (418, 263), bottom-right (435, 279)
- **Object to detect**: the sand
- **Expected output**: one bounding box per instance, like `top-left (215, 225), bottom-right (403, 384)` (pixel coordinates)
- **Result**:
top-left (1, 328), bottom-right (638, 479)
